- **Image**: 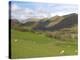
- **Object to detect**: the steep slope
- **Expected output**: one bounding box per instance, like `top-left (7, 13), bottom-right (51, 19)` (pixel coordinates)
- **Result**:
top-left (11, 13), bottom-right (78, 32)
top-left (20, 18), bottom-right (41, 23)
top-left (47, 13), bottom-right (78, 31)
top-left (32, 16), bottom-right (63, 30)
top-left (10, 19), bottom-right (20, 28)
top-left (46, 15), bottom-right (64, 27)
top-left (33, 13), bottom-right (78, 31)
top-left (32, 18), bottom-right (49, 30)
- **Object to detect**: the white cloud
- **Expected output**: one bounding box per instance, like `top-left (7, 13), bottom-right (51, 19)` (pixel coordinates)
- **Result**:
top-left (50, 11), bottom-right (78, 17)
top-left (11, 3), bottom-right (78, 20)
top-left (24, 8), bottom-right (33, 15)
top-left (34, 7), bottom-right (50, 18)
top-left (11, 4), bottom-right (49, 20)
top-left (11, 4), bottom-right (34, 20)
top-left (11, 4), bottom-right (20, 11)
top-left (36, 7), bottom-right (47, 14)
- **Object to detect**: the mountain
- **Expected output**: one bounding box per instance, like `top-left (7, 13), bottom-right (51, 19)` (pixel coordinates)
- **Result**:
top-left (32, 13), bottom-right (78, 31)
top-left (19, 18), bottom-right (41, 23)
top-left (10, 19), bottom-right (20, 27)
top-left (10, 13), bottom-right (78, 32)
top-left (47, 13), bottom-right (78, 31)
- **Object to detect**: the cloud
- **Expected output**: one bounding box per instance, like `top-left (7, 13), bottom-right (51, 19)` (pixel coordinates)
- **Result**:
top-left (48, 4), bottom-right (78, 17)
top-left (50, 4), bottom-right (78, 13)
top-left (11, 2), bottom-right (78, 20)
top-left (11, 4), bottom-right (49, 20)
top-left (11, 4), bottom-right (34, 20)
top-left (50, 11), bottom-right (77, 17)
top-left (33, 7), bottom-right (51, 18)
top-left (11, 4), bottom-right (19, 11)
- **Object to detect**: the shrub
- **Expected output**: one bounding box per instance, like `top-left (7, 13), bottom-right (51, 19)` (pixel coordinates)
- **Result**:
top-left (14, 27), bottom-right (29, 32)
top-left (30, 29), bottom-right (36, 33)
top-left (45, 32), bottom-right (54, 38)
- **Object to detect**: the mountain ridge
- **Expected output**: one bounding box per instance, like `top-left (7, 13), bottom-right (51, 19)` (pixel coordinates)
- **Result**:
top-left (10, 13), bottom-right (78, 32)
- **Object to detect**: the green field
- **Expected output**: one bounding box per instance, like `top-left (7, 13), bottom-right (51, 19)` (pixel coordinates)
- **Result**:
top-left (11, 29), bottom-right (78, 59)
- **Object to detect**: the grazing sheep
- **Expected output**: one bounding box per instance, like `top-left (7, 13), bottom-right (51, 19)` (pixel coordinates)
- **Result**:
top-left (60, 50), bottom-right (64, 54)
top-left (75, 50), bottom-right (77, 53)
top-left (14, 39), bottom-right (18, 42)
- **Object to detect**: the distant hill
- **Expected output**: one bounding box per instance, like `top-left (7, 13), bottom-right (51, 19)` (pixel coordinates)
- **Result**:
top-left (10, 13), bottom-right (78, 32)
top-left (33, 13), bottom-right (78, 31)
top-left (10, 19), bottom-right (20, 27)
top-left (47, 13), bottom-right (78, 31)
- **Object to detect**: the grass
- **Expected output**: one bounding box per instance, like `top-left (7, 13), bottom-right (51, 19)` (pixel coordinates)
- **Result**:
top-left (11, 29), bottom-right (78, 59)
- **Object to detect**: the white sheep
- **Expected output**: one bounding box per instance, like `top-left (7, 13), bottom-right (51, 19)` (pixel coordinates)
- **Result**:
top-left (14, 39), bottom-right (18, 42)
top-left (60, 50), bottom-right (64, 54)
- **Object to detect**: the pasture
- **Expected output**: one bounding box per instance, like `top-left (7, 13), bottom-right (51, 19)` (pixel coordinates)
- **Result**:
top-left (11, 29), bottom-right (77, 59)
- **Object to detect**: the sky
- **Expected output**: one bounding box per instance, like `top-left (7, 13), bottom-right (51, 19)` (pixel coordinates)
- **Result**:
top-left (10, 1), bottom-right (78, 20)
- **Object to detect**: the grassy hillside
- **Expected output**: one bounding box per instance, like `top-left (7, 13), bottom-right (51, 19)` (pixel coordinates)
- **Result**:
top-left (11, 29), bottom-right (77, 59)
top-left (48, 13), bottom-right (78, 31)
top-left (11, 13), bottom-right (78, 59)
top-left (11, 13), bottom-right (78, 32)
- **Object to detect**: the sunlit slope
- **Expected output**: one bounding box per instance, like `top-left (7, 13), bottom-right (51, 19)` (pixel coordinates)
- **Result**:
top-left (11, 29), bottom-right (77, 58)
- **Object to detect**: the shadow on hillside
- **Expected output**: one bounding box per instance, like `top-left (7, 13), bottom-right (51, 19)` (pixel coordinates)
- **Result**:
top-left (47, 13), bottom-right (78, 31)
